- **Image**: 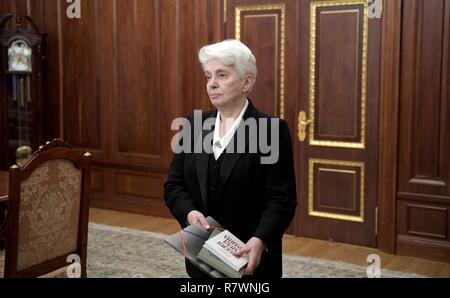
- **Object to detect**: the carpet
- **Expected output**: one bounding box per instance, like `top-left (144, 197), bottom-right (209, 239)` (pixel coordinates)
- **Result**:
top-left (1, 223), bottom-right (426, 278)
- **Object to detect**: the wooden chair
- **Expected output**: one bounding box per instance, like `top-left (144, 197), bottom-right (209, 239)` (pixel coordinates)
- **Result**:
top-left (0, 139), bottom-right (92, 277)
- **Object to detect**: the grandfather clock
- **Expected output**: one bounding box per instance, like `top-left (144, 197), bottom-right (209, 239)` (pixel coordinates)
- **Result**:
top-left (0, 14), bottom-right (46, 169)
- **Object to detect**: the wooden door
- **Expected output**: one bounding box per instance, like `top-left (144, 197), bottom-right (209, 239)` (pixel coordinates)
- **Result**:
top-left (225, 0), bottom-right (381, 246)
top-left (297, 0), bottom-right (381, 247)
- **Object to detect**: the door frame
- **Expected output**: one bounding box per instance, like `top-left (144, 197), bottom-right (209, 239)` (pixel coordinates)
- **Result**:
top-left (377, 0), bottom-right (402, 254)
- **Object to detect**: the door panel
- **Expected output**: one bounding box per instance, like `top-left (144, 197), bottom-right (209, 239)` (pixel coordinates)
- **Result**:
top-left (308, 159), bottom-right (365, 223)
top-left (311, 4), bottom-right (365, 148)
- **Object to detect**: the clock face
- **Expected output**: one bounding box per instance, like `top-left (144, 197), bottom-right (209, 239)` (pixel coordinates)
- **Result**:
top-left (8, 39), bottom-right (32, 72)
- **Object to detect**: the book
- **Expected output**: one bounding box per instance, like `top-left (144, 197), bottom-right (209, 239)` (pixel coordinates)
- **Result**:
top-left (165, 216), bottom-right (227, 278)
top-left (197, 230), bottom-right (245, 278)
top-left (203, 229), bottom-right (249, 271)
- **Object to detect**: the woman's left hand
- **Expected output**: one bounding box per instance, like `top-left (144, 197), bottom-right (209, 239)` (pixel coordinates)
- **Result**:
top-left (234, 237), bottom-right (266, 275)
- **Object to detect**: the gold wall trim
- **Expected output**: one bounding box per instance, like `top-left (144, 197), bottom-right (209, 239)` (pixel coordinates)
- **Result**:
top-left (309, 0), bottom-right (368, 149)
top-left (309, 158), bottom-right (365, 222)
top-left (235, 4), bottom-right (286, 119)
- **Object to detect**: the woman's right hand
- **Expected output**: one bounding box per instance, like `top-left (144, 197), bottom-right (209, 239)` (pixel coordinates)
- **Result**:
top-left (187, 210), bottom-right (210, 230)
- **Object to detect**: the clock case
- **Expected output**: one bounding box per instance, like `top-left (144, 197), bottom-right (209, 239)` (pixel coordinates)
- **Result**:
top-left (0, 14), bottom-right (47, 169)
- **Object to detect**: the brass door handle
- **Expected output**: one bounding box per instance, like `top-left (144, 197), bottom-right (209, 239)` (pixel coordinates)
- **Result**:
top-left (298, 111), bottom-right (312, 142)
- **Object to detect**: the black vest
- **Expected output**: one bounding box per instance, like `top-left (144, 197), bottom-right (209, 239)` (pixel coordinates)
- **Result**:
top-left (207, 152), bottom-right (225, 214)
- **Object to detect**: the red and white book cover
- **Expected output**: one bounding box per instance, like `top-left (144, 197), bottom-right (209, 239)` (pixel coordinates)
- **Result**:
top-left (203, 230), bottom-right (249, 271)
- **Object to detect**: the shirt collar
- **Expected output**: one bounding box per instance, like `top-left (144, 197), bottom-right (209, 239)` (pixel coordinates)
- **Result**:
top-left (213, 99), bottom-right (249, 148)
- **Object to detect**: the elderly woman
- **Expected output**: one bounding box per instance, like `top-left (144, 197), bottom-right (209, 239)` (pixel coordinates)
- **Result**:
top-left (164, 39), bottom-right (297, 278)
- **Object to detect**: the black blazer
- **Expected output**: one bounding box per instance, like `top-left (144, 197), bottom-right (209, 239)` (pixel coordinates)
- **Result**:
top-left (164, 100), bottom-right (297, 278)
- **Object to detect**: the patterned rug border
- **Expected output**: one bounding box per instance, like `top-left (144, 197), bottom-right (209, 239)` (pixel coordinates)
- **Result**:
top-left (88, 223), bottom-right (427, 278)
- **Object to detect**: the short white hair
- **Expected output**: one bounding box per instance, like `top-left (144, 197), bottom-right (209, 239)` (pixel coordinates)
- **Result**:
top-left (198, 39), bottom-right (257, 80)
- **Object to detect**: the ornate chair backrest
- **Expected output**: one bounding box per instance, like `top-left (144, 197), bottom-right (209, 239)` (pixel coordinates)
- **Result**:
top-left (4, 139), bottom-right (92, 277)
